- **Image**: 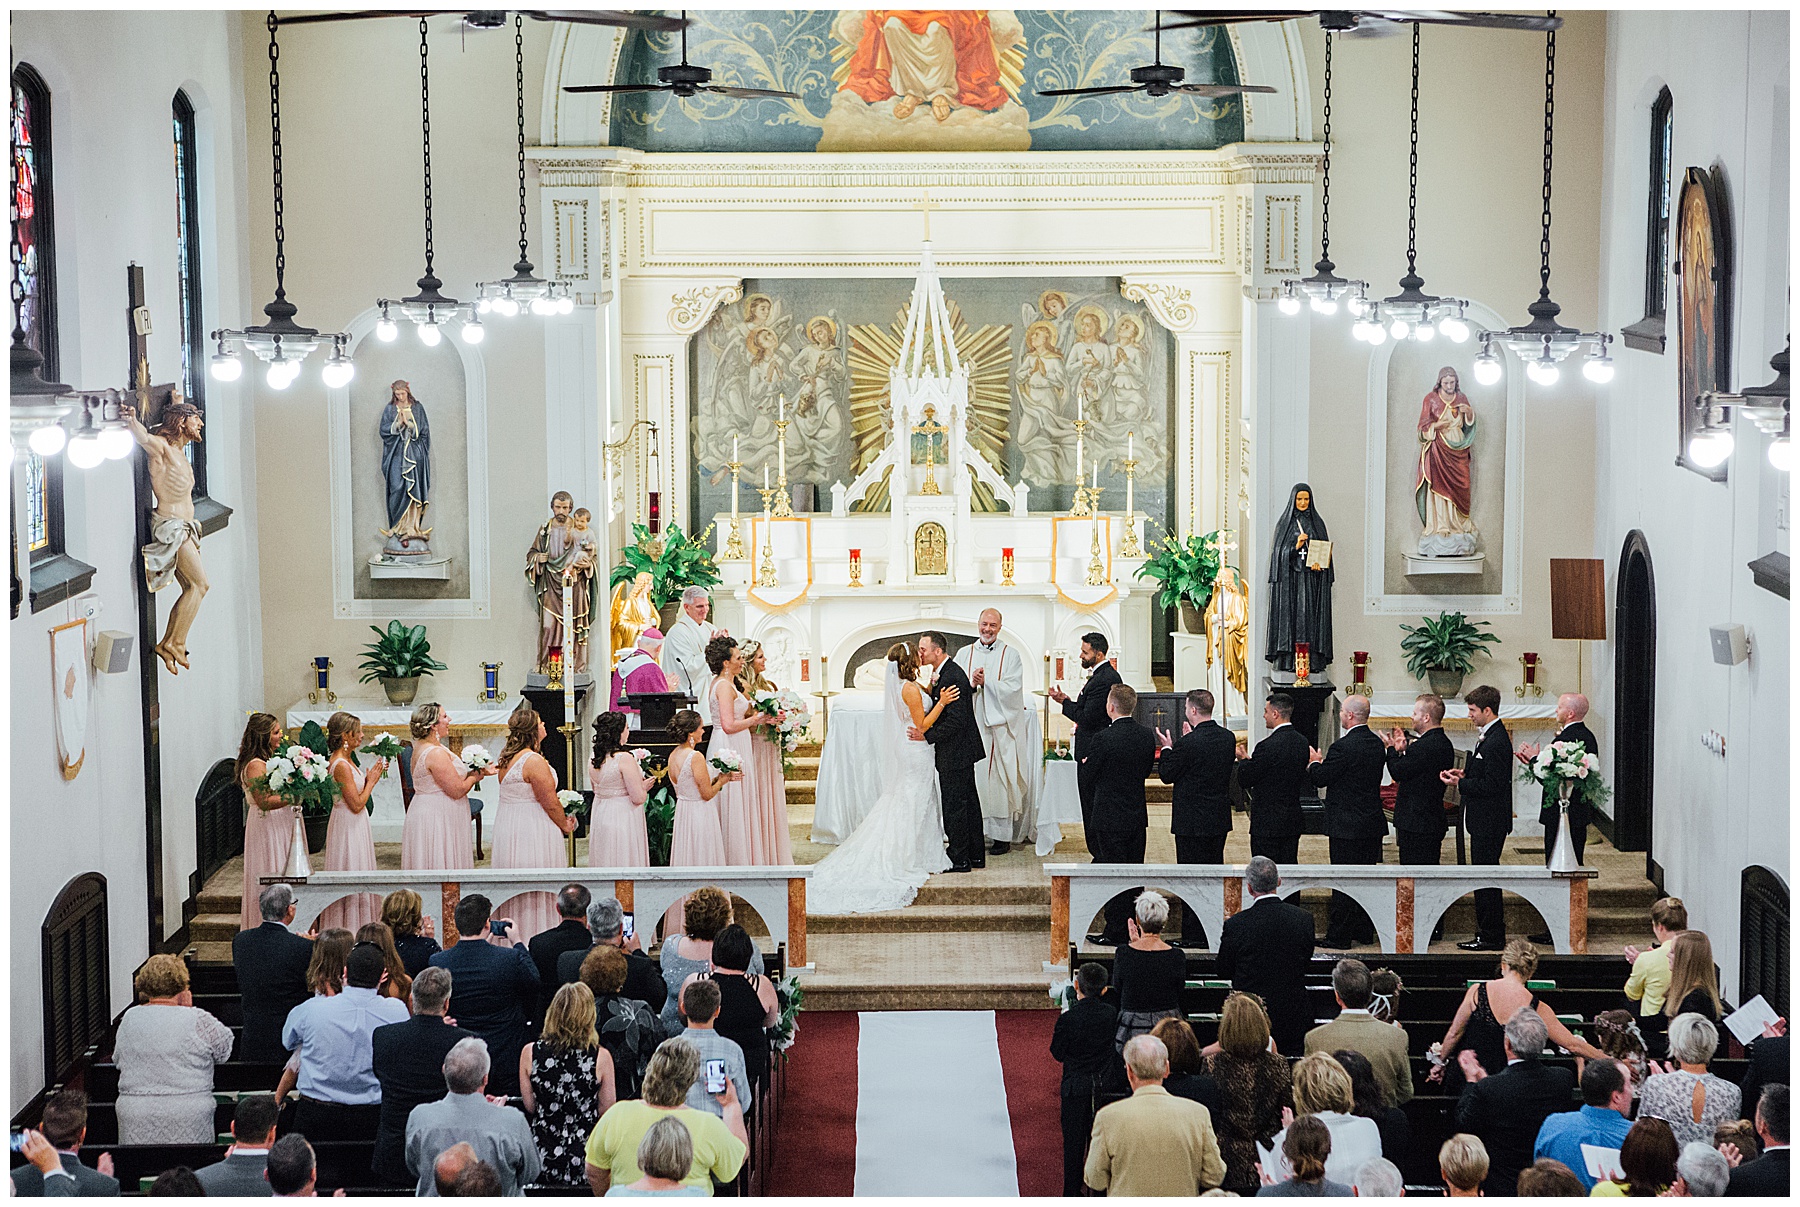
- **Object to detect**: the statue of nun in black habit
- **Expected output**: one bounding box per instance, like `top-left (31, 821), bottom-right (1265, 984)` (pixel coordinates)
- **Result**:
top-left (1265, 483), bottom-right (1334, 675)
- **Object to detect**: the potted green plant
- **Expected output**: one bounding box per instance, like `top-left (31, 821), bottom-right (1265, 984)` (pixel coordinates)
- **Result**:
top-left (609, 523), bottom-right (722, 631)
top-left (1398, 611), bottom-right (1501, 698)
top-left (1134, 527), bottom-right (1225, 634)
top-left (358, 620), bottom-right (448, 705)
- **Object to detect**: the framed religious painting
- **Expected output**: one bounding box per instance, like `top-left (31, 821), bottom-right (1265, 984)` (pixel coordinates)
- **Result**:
top-left (1676, 165), bottom-right (1732, 480)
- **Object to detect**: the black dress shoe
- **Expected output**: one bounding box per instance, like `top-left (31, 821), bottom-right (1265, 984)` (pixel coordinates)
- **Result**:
top-left (1527, 931), bottom-right (1554, 945)
top-left (946, 863), bottom-right (973, 874)
top-left (1319, 935), bottom-right (1352, 950)
top-left (989, 841), bottom-right (1011, 856)
top-left (1457, 938), bottom-right (1503, 952)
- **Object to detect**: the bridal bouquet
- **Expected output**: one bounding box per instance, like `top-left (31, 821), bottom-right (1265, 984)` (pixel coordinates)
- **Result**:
top-left (253, 741), bottom-right (341, 819)
top-left (456, 743), bottom-right (495, 774)
top-left (709, 749), bottom-right (743, 777)
top-left (752, 688), bottom-right (813, 771)
top-left (1516, 739), bottom-right (1611, 806)
top-left (360, 733), bottom-right (403, 761)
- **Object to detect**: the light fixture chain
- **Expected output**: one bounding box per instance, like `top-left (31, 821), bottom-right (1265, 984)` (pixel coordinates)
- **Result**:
top-left (1319, 31), bottom-right (1332, 260)
top-left (419, 16), bottom-right (434, 276)
top-left (515, 14), bottom-right (529, 263)
top-left (1406, 22), bottom-right (1420, 276)
top-left (267, 11), bottom-right (287, 299)
top-left (1539, 16), bottom-right (1557, 298)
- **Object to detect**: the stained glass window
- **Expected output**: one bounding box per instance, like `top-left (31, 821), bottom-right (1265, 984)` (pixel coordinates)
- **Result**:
top-left (172, 90), bottom-right (206, 490)
top-left (1647, 88), bottom-right (1674, 320)
top-left (25, 453), bottom-right (47, 553)
top-left (13, 64), bottom-right (62, 567)
top-left (12, 73), bottom-right (47, 361)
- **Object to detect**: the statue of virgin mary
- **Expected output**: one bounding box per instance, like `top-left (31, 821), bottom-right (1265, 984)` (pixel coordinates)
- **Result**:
top-left (379, 379), bottom-right (432, 556)
top-left (1264, 483), bottom-right (1334, 676)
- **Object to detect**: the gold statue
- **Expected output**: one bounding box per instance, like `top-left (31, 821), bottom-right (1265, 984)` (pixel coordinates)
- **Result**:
top-left (608, 571), bottom-right (659, 668)
top-left (1204, 565), bottom-right (1250, 698)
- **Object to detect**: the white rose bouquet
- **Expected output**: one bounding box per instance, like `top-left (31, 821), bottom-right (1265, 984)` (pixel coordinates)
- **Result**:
top-left (751, 688), bottom-right (814, 770)
top-left (457, 743), bottom-right (495, 774)
top-left (252, 741), bottom-right (341, 818)
top-left (709, 748), bottom-right (743, 777)
top-left (1516, 738), bottom-right (1610, 806)
top-left (556, 788), bottom-right (587, 818)
top-left (360, 733), bottom-right (404, 760)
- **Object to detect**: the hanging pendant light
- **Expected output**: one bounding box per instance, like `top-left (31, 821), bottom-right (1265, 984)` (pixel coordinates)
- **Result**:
top-left (1476, 14), bottom-right (1611, 385)
top-left (1694, 340), bottom-right (1791, 471)
top-left (1278, 31), bottom-right (1368, 321)
top-left (475, 14), bottom-right (573, 319)
top-left (211, 13), bottom-right (352, 389)
top-left (379, 18), bottom-right (478, 344)
top-left (1358, 24), bottom-right (1471, 347)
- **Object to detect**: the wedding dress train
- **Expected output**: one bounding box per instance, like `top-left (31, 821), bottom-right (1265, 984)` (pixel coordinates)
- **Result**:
top-left (806, 663), bottom-right (950, 914)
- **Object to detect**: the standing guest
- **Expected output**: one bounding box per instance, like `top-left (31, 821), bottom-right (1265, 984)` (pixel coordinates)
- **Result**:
top-left (1739, 1023), bottom-right (1789, 1123)
top-left (449, 1160), bottom-right (504, 1196)
top-left (521, 983), bottom-right (615, 1188)
top-left (1154, 1017), bottom-right (1224, 1117)
top-left (1455, 1011), bottom-right (1579, 1195)
top-left (1530, 1057), bottom-right (1636, 1192)
top-left (321, 711), bottom-right (386, 932)
top-left (1516, 1158), bottom-right (1589, 1196)
top-left (1665, 931), bottom-right (1726, 1027)
top-left (357, 921), bottom-right (413, 1004)
top-left (235, 883), bottom-right (316, 1063)
top-left (491, 707), bottom-right (579, 937)
top-left (1047, 631), bottom-right (1122, 836)
top-left (558, 897), bottom-right (667, 1014)
top-left (1216, 857), bottom-right (1316, 1056)
top-left (1385, 693), bottom-right (1457, 866)
top-left (237, 712), bottom-right (292, 929)
top-left (1081, 684), bottom-right (1160, 945)
top-left (1054, 962), bottom-right (1122, 1197)
top-left (661, 587), bottom-right (722, 723)
top-left (1304, 958), bottom-right (1412, 1108)
top-left (113, 954), bottom-right (235, 1143)
top-left (584, 1038), bottom-right (748, 1195)
top-left (1255, 1114), bottom-right (1348, 1197)
top-left (1624, 897), bottom-right (1687, 1054)
top-left (665, 709), bottom-right (740, 872)
top-left (1085, 1035), bottom-right (1226, 1195)
top-left (1369, 968), bottom-right (1405, 1025)
top-left (659, 890), bottom-right (767, 1026)
top-left (529, 884), bottom-right (595, 1024)
top-left (1439, 1133), bottom-right (1490, 1197)
top-left (1111, 889), bottom-right (1187, 1049)
top-left (194, 1094), bottom-right (280, 1195)
top-left (580, 947), bottom-right (663, 1102)
top-left (1267, 1053), bottom-right (1382, 1186)
top-left (1593, 1009), bottom-right (1652, 1086)
top-left (706, 638), bottom-right (776, 866)
top-left (1234, 694), bottom-right (1310, 864)
top-left (1671, 1140), bottom-right (1733, 1197)
top-left (916, 630), bottom-right (988, 871)
top-left (428, 894), bottom-right (540, 1098)
top-left (673, 980), bottom-right (753, 1119)
top-left (1713, 1119), bottom-right (1760, 1165)
top-left (1334, 1048), bottom-right (1411, 1161)
top-left (1641, 1015), bottom-right (1742, 1147)
top-left (1517, 692), bottom-right (1599, 868)
top-left (384, 888), bottom-right (442, 978)
top-left (954, 607), bottom-right (1037, 856)
top-left (606, 1117), bottom-right (704, 1198)
top-left (282, 942), bottom-right (409, 1140)
top-left (612, 628), bottom-right (672, 726)
top-left (9, 1092), bottom-right (118, 1197)
top-left (695, 924), bottom-right (779, 1091)
top-left (305, 927), bottom-right (355, 997)
top-left (1203, 993), bottom-right (1295, 1194)
top-left (405, 1037), bottom-right (542, 1196)
top-left (1724, 1084), bottom-right (1789, 1196)
top-left (735, 639), bottom-right (794, 866)
top-left (589, 710), bottom-right (654, 868)
top-left (146, 1167), bottom-right (203, 1196)
top-left (371, 967), bottom-right (475, 1186)
top-left (1352, 1158), bottom-right (1404, 1198)
top-left (1591, 1117), bottom-right (1680, 1197)
top-left (431, 1142), bottom-right (478, 1194)
top-left (1307, 694), bottom-right (1386, 949)
top-left (266, 1134), bottom-right (320, 1198)
top-left (1438, 685), bottom-right (1513, 951)
top-left (402, 702), bottom-right (490, 871)
top-left (1434, 939), bottom-right (1606, 1092)
top-left (1155, 687), bottom-right (1238, 946)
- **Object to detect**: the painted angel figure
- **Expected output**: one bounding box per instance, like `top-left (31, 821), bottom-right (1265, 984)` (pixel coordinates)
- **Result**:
top-left (1013, 319), bottom-right (1070, 486)
top-left (787, 314), bottom-right (850, 485)
top-left (1064, 304), bottom-right (1113, 423)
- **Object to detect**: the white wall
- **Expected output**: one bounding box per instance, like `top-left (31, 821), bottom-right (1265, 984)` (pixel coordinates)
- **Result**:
top-left (1593, 9), bottom-right (1789, 998)
top-left (9, 10), bottom-right (264, 1108)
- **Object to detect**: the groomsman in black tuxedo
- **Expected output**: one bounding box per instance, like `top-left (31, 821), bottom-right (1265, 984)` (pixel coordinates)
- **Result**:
top-left (1080, 683), bottom-right (1159, 944)
top-left (1235, 693), bottom-right (1309, 864)
top-left (917, 631), bottom-right (988, 872)
top-left (1047, 632), bottom-right (1122, 836)
top-left (1156, 687), bottom-right (1238, 946)
top-left (1441, 685), bottom-right (1513, 951)
top-left (1307, 694), bottom-right (1387, 949)
top-left (1386, 693), bottom-right (1458, 865)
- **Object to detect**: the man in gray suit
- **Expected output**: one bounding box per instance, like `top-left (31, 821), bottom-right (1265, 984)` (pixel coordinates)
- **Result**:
top-left (195, 1095), bottom-right (280, 1196)
top-left (10, 1091), bottom-right (119, 1197)
top-left (405, 1037), bottom-right (542, 1196)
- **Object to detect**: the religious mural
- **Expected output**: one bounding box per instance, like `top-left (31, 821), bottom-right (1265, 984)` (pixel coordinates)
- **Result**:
top-left (690, 275), bottom-right (1172, 527)
top-left (611, 10), bottom-right (1245, 152)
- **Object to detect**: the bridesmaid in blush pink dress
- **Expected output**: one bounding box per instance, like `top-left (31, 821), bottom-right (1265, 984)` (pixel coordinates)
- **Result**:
top-left (735, 641), bottom-right (793, 866)
top-left (402, 702), bottom-right (489, 871)
top-left (587, 711), bottom-right (652, 868)
top-left (239, 713), bottom-right (295, 930)
top-left (490, 706), bottom-right (579, 936)
top-left (320, 712), bottom-right (386, 933)
top-left (662, 708), bottom-right (740, 934)
top-left (706, 637), bottom-right (774, 866)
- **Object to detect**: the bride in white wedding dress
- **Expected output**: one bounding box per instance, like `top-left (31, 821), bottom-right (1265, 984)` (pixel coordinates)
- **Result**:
top-left (807, 643), bottom-right (960, 915)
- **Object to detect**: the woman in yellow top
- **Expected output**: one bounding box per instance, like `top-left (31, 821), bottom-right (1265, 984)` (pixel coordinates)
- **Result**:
top-left (1589, 1117), bottom-right (1679, 1196)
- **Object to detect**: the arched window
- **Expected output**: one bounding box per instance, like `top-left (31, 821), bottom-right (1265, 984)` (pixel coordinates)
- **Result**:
top-left (172, 89), bottom-right (208, 494)
top-left (1624, 87), bottom-right (1675, 354)
top-left (41, 873), bottom-right (110, 1089)
top-left (12, 64), bottom-right (65, 570)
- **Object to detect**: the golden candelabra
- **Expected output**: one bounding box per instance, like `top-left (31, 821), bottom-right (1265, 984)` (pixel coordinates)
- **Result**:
top-left (1119, 453), bottom-right (1142, 557)
top-left (723, 456), bottom-right (746, 559)
top-left (754, 495), bottom-right (779, 587)
top-left (1085, 518), bottom-right (1107, 586)
top-left (771, 417), bottom-right (795, 517)
top-left (546, 652), bottom-right (565, 692)
top-left (1069, 419), bottom-right (1094, 516)
top-left (561, 720), bottom-right (580, 867)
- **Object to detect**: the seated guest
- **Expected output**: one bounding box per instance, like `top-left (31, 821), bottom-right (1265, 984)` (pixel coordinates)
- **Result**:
top-left (1671, 1140), bottom-right (1732, 1197)
top-left (267, 1134), bottom-right (319, 1198)
top-left (113, 953), bottom-right (235, 1143)
top-left (585, 1038), bottom-right (749, 1195)
top-left (581, 946), bottom-right (665, 1101)
top-left (433, 1142), bottom-right (479, 1195)
top-left (372, 966), bottom-right (475, 1185)
top-left (1352, 1157), bottom-right (1403, 1198)
top-left (1085, 1035), bottom-right (1226, 1195)
top-left (1154, 1017), bottom-right (1223, 1116)
top-left (405, 1037), bottom-right (543, 1196)
top-left (1594, 1009), bottom-right (1651, 1085)
top-left (1334, 1049), bottom-right (1410, 1162)
top-left (558, 896), bottom-right (668, 1014)
top-left (1266, 1053), bottom-right (1381, 1187)
top-left (234, 883), bottom-right (315, 1063)
top-left (1714, 1118), bottom-right (1760, 1164)
top-left (357, 920), bottom-right (413, 1004)
top-left (1591, 1117), bottom-right (1680, 1196)
top-left (1203, 991), bottom-right (1295, 1195)
top-left (529, 883), bottom-right (594, 1022)
top-left (1623, 897), bottom-right (1686, 1053)
top-left (1304, 958), bottom-right (1412, 1108)
top-left (1724, 1084), bottom-right (1789, 1197)
top-left (1368, 968), bottom-right (1404, 1026)
top-left (282, 941), bottom-right (410, 1140)
top-left (1665, 931), bottom-right (1726, 1031)
top-left (1435, 939), bottom-right (1606, 1091)
top-left (522, 983), bottom-right (616, 1188)
top-left (1216, 856), bottom-right (1316, 1056)
top-left (658, 887), bottom-right (763, 1027)
top-left (146, 1167), bottom-right (203, 1196)
top-left (9, 1090), bottom-right (119, 1197)
top-left (383, 888), bottom-right (442, 979)
top-left (691, 924), bottom-right (779, 1091)
top-left (1255, 1114), bottom-right (1347, 1197)
top-left (448, 1160), bottom-right (503, 1197)
top-left (1642, 1014), bottom-right (1742, 1147)
top-left (1054, 962), bottom-right (1121, 1196)
top-left (428, 893), bottom-right (540, 1098)
top-left (1517, 1158), bottom-right (1588, 1197)
top-left (674, 979), bottom-right (752, 1119)
top-left (272, 927), bottom-right (357, 1112)
top-left (1440, 1133), bottom-right (1489, 1198)
top-left (1456, 1011), bottom-right (1579, 1195)
top-left (194, 1094), bottom-right (280, 1195)
top-left (1531, 1057), bottom-right (1635, 1192)
top-left (606, 1117), bottom-right (703, 1198)
top-left (1112, 890), bottom-right (1187, 1051)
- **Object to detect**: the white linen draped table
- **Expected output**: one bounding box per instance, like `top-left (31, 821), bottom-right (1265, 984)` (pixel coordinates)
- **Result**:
top-left (810, 690), bottom-right (889, 845)
top-left (1034, 758), bottom-right (1084, 856)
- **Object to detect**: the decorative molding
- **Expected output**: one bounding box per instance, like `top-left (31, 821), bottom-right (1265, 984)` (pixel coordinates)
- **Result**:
top-left (1121, 279), bottom-right (1200, 333)
top-left (553, 198), bottom-right (589, 280)
top-left (1262, 194), bottom-right (1303, 275)
top-left (666, 282), bottom-right (743, 336)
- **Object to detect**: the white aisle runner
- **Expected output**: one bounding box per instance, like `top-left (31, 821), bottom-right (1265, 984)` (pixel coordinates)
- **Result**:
top-left (854, 1011), bottom-right (1020, 1196)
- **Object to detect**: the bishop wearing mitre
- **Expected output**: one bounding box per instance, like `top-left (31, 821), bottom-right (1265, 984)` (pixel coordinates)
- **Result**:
top-left (955, 607), bottom-right (1037, 855)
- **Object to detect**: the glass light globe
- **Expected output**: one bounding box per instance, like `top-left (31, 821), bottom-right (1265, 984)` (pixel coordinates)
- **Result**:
top-left (531, 296), bottom-right (556, 316)
top-left (1350, 319), bottom-right (1370, 342)
top-left (418, 322), bottom-right (442, 347)
top-left (1472, 355), bottom-right (1502, 386)
top-left (266, 359), bottom-right (297, 390)
top-left (67, 432), bottom-right (105, 469)
top-left (28, 423), bottom-right (68, 456)
top-left (1317, 297), bottom-right (1339, 316)
top-left (494, 296), bottom-right (519, 318)
top-left (100, 426), bottom-right (136, 460)
top-left (1277, 295), bottom-right (1302, 316)
top-left (1348, 295), bottom-right (1369, 318)
top-left (461, 319), bottom-right (485, 345)
top-left (1389, 318), bottom-right (1409, 340)
top-left (1525, 358), bottom-right (1560, 386)
top-left (1769, 437), bottom-right (1792, 472)
top-left (321, 358), bottom-right (355, 389)
top-left (1440, 316), bottom-right (1470, 343)
top-left (1582, 356), bottom-right (1615, 384)
top-left (1415, 322), bottom-right (1436, 342)
top-left (556, 295), bottom-right (575, 315)
top-left (376, 318), bottom-right (398, 342)
top-left (210, 351), bottom-right (243, 382)
top-left (476, 298), bottom-right (493, 315)
top-left (1688, 430), bottom-right (1734, 469)
top-left (1365, 323), bottom-right (1388, 347)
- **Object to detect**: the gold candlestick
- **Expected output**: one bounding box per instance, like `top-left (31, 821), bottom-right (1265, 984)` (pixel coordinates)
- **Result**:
top-left (1085, 514), bottom-right (1107, 586)
top-left (1119, 454), bottom-right (1142, 557)
top-left (561, 720), bottom-right (580, 867)
top-left (772, 416), bottom-right (794, 516)
top-left (755, 507), bottom-right (779, 587)
top-left (723, 456), bottom-right (746, 559)
top-left (1069, 419), bottom-right (1093, 516)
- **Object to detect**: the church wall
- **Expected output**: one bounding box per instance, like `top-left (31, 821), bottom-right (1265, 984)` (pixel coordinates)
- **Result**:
top-left (1591, 9), bottom-right (1788, 998)
top-left (8, 10), bottom-right (263, 1108)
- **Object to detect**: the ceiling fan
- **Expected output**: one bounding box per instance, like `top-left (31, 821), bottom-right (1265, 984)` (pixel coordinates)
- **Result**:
top-left (562, 10), bottom-right (801, 100)
top-left (1155, 10), bottom-right (1563, 38)
top-left (274, 10), bottom-right (688, 33)
top-left (1037, 12), bottom-right (1279, 99)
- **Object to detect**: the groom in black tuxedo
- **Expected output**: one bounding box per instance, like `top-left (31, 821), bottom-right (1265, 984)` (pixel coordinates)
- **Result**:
top-left (916, 631), bottom-right (987, 872)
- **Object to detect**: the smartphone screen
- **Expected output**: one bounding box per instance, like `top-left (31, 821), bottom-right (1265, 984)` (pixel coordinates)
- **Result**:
top-left (621, 912), bottom-right (636, 942)
top-left (10, 1132), bottom-right (28, 1154)
top-left (704, 1059), bottom-right (728, 1094)
top-left (488, 919), bottom-right (507, 937)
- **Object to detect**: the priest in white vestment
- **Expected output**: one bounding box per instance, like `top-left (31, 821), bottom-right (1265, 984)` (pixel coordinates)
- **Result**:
top-left (955, 608), bottom-right (1038, 853)
top-left (661, 586), bottom-right (721, 722)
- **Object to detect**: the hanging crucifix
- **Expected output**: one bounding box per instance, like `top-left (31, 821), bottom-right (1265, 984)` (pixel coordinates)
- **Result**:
top-left (910, 403), bottom-right (947, 495)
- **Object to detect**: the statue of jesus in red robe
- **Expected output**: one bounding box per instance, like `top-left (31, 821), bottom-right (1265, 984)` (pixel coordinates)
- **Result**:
top-left (1415, 366), bottom-right (1479, 555)
top-left (839, 10), bottom-right (1010, 121)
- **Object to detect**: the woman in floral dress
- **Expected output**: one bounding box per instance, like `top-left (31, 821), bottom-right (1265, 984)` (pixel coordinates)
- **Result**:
top-left (520, 982), bottom-right (615, 1187)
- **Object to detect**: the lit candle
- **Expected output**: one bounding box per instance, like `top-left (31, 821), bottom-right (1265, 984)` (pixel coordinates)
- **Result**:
top-left (1127, 431), bottom-right (1134, 460)
top-left (779, 393), bottom-right (786, 422)
top-left (733, 435), bottom-right (739, 463)
top-left (763, 465), bottom-right (769, 490)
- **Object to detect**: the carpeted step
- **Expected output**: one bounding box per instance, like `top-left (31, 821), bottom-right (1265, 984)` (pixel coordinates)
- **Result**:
top-left (192, 914), bottom-right (243, 942)
top-left (807, 902), bottom-right (1049, 934)
top-left (799, 931), bottom-right (1059, 1012)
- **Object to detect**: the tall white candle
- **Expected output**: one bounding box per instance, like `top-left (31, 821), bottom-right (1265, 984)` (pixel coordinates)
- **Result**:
top-left (1127, 431), bottom-right (1134, 460)
top-left (561, 574), bottom-right (575, 719)
top-left (763, 465), bottom-right (769, 489)
top-left (779, 393), bottom-right (786, 422)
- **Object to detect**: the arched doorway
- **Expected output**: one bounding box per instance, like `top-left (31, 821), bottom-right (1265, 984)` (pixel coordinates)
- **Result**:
top-left (1741, 867), bottom-right (1789, 1016)
top-left (1611, 532), bottom-right (1656, 879)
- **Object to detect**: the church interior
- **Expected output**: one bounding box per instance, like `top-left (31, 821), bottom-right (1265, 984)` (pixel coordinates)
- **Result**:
top-left (9, 6), bottom-right (1791, 1197)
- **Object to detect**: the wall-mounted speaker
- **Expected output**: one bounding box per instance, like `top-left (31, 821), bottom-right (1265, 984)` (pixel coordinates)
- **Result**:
top-left (91, 630), bottom-right (133, 674)
top-left (1710, 624), bottom-right (1750, 666)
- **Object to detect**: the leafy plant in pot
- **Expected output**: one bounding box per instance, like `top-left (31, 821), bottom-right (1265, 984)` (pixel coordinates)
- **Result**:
top-left (1398, 611), bottom-right (1501, 698)
top-left (610, 522), bottom-right (722, 630)
top-left (1134, 527), bottom-right (1225, 634)
top-left (358, 620), bottom-right (448, 706)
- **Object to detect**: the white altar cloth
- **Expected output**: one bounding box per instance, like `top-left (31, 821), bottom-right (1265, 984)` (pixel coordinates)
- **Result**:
top-left (1034, 760), bottom-right (1085, 856)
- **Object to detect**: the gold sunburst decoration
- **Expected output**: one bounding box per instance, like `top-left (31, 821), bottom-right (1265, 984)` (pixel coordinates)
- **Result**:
top-left (846, 300), bottom-right (1013, 512)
